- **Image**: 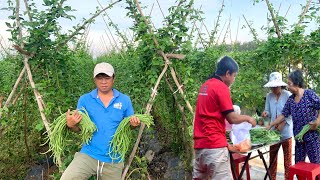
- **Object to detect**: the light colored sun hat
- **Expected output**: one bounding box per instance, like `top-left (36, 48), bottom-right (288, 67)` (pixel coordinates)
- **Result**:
top-left (263, 72), bottom-right (287, 88)
top-left (93, 62), bottom-right (114, 78)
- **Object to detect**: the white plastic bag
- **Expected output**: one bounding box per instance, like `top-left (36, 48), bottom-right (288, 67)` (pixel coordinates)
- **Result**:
top-left (228, 122), bottom-right (252, 152)
top-left (230, 122), bottom-right (252, 144)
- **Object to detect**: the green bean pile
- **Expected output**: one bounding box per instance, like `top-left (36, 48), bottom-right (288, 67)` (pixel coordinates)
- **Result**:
top-left (295, 124), bottom-right (320, 142)
top-left (250, 128), bottom-right (281, 144)
top-left (109, 114), bottom-right (154, 161)
top-left (46, 108), bottom-right (97, 165)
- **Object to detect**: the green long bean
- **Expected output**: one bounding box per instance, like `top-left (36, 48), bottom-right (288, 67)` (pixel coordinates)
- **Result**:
top-left (109, 114), bottom-right (154, 162)
top-left (45, 108), bottom-right (97, 165)
top-left (295, 124), bottom-right (320, 142)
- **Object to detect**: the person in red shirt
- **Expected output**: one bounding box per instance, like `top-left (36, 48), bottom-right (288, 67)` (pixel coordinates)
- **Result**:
top-left (192, 56), bottom-right (256, 180)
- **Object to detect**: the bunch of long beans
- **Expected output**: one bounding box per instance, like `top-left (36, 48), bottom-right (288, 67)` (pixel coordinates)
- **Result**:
top-left (295, 124), bottom-right (320, 142)
top-left (45, 108), bottom-right (97, 165)
top-left (109, 114), bottom-right (154, 161)
top-left (250, 128), bottom-right (281, 144)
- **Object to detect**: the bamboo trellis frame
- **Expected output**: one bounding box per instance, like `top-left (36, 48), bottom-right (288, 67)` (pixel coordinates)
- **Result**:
top-left (122, 0), bottom-right (194, 178)
top-left (3, 0), bottom-right (122, 168)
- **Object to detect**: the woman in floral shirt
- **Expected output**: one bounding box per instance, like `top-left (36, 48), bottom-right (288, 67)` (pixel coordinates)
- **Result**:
top-left (268, 70), bottom-right (320, 164)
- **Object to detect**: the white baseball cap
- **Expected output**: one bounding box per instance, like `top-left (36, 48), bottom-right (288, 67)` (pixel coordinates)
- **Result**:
top-left (93, 62), bottom-right (114, 78)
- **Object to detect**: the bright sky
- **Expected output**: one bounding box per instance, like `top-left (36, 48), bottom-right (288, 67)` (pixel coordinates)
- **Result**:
top-left (0, 0), bottom-right (318, 57)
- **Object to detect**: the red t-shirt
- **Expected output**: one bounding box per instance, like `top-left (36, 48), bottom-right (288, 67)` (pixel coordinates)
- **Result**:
top-left (193, 77), bottom-right (234, 149)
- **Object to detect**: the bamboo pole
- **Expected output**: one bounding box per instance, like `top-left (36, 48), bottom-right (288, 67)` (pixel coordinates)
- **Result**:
top-left (265, 0), bottom-right (281, 38)
top-left (209, 0), bottom-right (224, 46)
top-left (74, 24), bottom-right (90, 51)
top-left (100, 35), bottom-right (110, 53)
top-left (235, 17), bottom-right (240, 43)
top-left (132, 0), bottom-right (194, 114)
top-left (164, 76), bottom-right (192, 164)
top-left (149, 2), bottom-right (154, 17)
top-left (14, 0), bottom-right (52, 151)
top-left (201, 19), bottom-right (210, 39)
top-left (58, 0), bottom-right (121, 47)
top-left (0, 36), bottom-right (10, 56)
top-left (196, 5), bottom-right (210, 38)
top-left (122, 63), bottom-right (170, 180)
top-left (122, 0), bottom-right (194, 178)
top-left (84, 25), bottom-right (92, 50)
top-left (242, 15), bottom-right (258, 41)
top-left (97, 0), bottom-right (130, 48)
top-left (23, 0), bottom-right (32, 21)
top-left (284, 5), bottom-right (291, 18)
top-left (155, 0), bottom-right (165, 18)
top-left (124, 29), bottom-right (134, 45)
top-left (193, 22), bottom-right (200, 48)
top-left (276, 3), bottom-right (282, 14)
top-left (223, 15), bottom-right (231, 43)
top-left (96, 1), bottom-right (125, 59)
top-left (222, 23), bottom-right (229, 44)
top-left (15, 0), bottom-right (23, 41)
top-left (0, 96), bottom-right (3, 108)
top-left (106, 14), bottom-right (129, 50)
top-left (104, 30), bottom-right (117, 52)
top-left (186, 5), bottom-right (200, 46)
top-left (12, 82), bottom-right (27, 105)
top-left (194, 23), bottom-right (206, 48)
top-left (23, 56), bottom-right (51, 136)
top-left (297, 0), bottom-right (312, 26)
top-left (100, 14), bottom-right (122, 52)
top-left (189, 20), bottom-right (196, 44)
top-left (14, 0), bottom-right (57, 165)
top-left (0, 67), bottom-right (26, 119)
top-left (169, 66), bottom-right (194, 114)
top-left (216, 20), bottom-right (227, 45)
top-left (229, 15), bottom-right (232, 44)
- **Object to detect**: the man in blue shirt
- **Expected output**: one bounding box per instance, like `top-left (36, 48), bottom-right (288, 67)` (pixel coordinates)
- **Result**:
top-left (61, 62), bottom-right (140, 180)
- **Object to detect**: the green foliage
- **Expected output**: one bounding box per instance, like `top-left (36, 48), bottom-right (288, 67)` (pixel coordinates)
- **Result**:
top-left (0, 49), bottom-right (95, 178)
top-left (6, 0), bottom-right (76, 59)
top-left (0, 56), bottom-right (22, 96)
top-left (0, 89), bottom-right (43, 178)
top-left (126, 156), bottom-right (150, 180)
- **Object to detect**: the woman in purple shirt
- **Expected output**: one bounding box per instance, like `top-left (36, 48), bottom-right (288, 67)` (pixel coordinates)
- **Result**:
top-left (268, 70), bottom-right (320, 164)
